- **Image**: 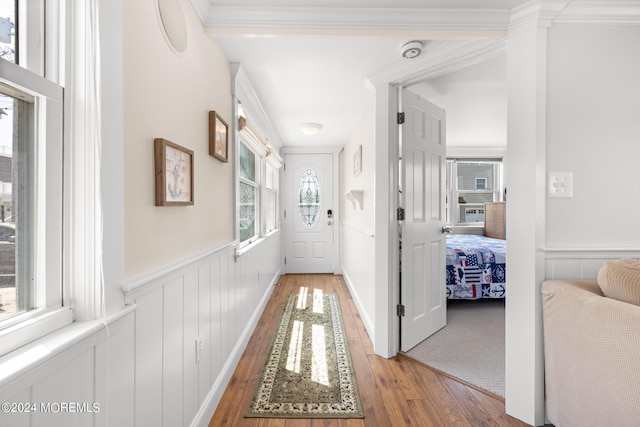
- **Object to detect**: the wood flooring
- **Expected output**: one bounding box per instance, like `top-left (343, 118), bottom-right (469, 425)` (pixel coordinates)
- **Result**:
top-left (209, 274), bottom-right (531, 427)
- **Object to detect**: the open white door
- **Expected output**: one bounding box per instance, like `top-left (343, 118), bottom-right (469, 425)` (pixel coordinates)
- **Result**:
top-left (400, 89), bottom-right (447, 352)
top-left (284, 153), bottom-right (334, 273)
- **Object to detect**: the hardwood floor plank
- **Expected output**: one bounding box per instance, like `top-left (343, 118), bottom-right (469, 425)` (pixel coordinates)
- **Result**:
top-left (209, 274), bottom-right (531, 427)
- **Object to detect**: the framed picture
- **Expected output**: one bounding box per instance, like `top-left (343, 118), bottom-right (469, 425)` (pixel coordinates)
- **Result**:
top-left (209, 111), bottom-right (229, 162)
top-left (353, 145), bottom-right (362, 176)
top-left (154, 138), bottom-right (194, 206)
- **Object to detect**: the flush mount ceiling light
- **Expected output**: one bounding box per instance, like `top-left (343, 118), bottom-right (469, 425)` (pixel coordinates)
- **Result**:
top-left (400, 40), bottom-right (423, 59)
top-left (301, 123), bottom-right (323, 135)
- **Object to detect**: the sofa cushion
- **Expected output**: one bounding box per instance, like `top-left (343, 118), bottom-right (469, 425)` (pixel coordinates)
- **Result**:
top-left (597, 258), bottom-right (640, 306)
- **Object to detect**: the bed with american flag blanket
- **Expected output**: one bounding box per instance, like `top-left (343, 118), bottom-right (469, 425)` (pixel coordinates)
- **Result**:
top-left (445, 234), bottom-right (506, 300)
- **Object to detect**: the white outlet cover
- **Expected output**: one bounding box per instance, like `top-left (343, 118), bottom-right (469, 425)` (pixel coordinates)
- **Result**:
top-left (548, 172), bottom-right (573, 198)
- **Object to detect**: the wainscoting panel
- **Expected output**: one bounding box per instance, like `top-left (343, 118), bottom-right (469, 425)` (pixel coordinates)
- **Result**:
top-left (0, 309), bottom-right (136, 427)
top-left (0, 232), bottom-right (281, 427)
top-left (544, 248), bottom-right (640, 280)
top-left (340, 222), bottom-right (375, 341)
top-left (127, 234), bottom-right (281, 427)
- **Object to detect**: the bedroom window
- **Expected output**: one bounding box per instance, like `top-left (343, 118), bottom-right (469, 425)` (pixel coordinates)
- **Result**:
top-left (446, 159), bottom-right (503, 225)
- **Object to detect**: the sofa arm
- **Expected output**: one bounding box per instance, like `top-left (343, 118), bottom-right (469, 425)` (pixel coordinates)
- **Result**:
top-left (542, 280), bottom-right (640, 427)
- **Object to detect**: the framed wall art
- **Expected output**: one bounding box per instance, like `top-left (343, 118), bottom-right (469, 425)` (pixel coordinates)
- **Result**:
top-left (209, 111), bottom-right (229, 162)
top-left (154, 138), bottom-right (194, 206)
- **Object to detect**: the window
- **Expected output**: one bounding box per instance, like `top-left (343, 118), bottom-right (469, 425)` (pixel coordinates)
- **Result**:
top-left (263, 163), bottom-right (278, 234)
top-left (0, 1), bottom-right (15, 64)
top-left (239, 141), bottom-right (258, 243)
top-left (446, 159), bottom-right (503, 225)
top-left (0, 0), bottom-right (86, 356)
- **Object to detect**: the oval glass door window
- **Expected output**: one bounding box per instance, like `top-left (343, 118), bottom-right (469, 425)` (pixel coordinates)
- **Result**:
top-left (298, 169), bottom-right (320, 228)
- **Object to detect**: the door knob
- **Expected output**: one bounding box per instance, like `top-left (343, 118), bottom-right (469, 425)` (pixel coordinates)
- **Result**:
top-left (442, 225), bottom-right (452, 234)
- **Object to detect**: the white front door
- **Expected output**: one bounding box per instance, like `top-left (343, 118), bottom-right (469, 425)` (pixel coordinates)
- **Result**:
top-left (284, 153), bottom-right (334, 273)
top-left (400, 90), bottom-right (447, 352)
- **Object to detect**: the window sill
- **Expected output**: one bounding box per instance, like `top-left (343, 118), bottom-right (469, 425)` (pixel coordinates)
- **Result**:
top-left (237, 229), bottom-right (280, 258)
top-left (0, 307), bottom-right (74, 358)
top-left (0, 305), bottom-right (136, 388)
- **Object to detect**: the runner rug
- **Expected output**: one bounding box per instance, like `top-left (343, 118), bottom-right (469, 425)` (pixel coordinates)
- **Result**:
top-left (246, 293), bottom-right (364, 419)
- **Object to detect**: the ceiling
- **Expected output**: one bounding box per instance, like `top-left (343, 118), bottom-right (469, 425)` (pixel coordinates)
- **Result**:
top-left (193, 0), bottom-right (531, 148)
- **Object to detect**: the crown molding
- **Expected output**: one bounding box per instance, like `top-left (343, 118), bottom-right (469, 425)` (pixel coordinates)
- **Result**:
top-left (509, 0), bottom-right (640, 31)
top-left (555, 0), bottom-right (640, 24)
top-left (197, 5), bottom-right (512, 34)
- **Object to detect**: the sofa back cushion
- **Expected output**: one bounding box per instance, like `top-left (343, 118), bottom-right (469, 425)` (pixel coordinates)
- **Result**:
top-left (597, 258), bottom-right (640, 306)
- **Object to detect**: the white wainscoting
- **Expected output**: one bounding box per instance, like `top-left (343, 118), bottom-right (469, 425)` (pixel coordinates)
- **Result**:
top-left (0, 307), bottom-right (136, 427)
top-left (544, 247), bottom-right (640, 280)
top-left (0, 231), bottom-right (282, 427)
top-left (340, 222), bottom-right (375, 342)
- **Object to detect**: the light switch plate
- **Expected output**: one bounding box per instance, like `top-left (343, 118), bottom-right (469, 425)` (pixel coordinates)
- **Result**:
top-left (548, 172), bottom-right (573, 198)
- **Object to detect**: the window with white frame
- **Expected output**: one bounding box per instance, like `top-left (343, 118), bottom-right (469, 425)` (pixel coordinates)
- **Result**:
top-left (237, 127), bottom-right (281, 246)
top-left (0, 0), bottom-right (102, 356)
top-left (263, 162), bottom-right (278, 234)
top-left (446, 159), bottom-right (503, 225)
top-left (239, 140), bottom-right (258, 243)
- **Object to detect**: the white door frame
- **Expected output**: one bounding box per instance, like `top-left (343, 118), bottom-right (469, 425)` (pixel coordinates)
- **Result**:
top-left (371, 44), bottom-right (546, 426)
top-left (280, 146), bottom-right (342, 275)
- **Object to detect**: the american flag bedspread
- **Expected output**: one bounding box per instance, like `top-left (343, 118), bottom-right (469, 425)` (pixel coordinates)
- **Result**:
top-left (446, 234), bottom-right (506, 300)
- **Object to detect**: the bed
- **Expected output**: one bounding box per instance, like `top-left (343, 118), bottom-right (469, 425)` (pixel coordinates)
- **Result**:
top-left (445, 202), bottom-right (506, 300)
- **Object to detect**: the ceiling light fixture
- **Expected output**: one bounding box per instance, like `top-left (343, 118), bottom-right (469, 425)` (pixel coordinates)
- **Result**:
top-left (301, 123), bottom-right (323, 135)
top-left (400, 40), bottom-right (423, 59)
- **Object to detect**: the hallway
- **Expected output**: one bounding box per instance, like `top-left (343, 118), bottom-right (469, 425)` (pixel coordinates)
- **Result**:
top-left (209, 274), bottom-right (529, 426)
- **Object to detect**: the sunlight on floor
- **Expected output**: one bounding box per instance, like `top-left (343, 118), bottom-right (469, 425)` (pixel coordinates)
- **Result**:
top-left (296, 287), bottom-right (308, 309)
top-left (311, 324), bottom-right (329, 386)
top-left (313, 288), bottom-right (324, 313)
top-left (285, 320), bottom-right (303, 373)
top-left (286, 287), bottom-right (329, 386)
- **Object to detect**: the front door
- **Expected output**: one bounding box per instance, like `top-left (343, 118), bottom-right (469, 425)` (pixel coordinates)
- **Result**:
top-left (284, 153), bottom-right (334, 273)
top-left (400, 89), bottom-right (447, 352)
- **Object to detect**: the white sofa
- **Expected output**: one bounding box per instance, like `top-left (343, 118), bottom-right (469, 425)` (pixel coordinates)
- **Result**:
top-left (542, 259), bottom-right (640, 427)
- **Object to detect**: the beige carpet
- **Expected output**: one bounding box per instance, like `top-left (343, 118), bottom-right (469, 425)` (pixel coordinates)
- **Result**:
top-left (404, 299), bottom-right (505, 397)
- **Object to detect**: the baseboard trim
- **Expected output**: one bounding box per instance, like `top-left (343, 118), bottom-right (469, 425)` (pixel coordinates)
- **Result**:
top-left (342, 269), bottom-right (375, 345)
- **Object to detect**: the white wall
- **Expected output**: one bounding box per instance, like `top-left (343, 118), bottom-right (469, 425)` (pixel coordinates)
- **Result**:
top-left (409, 55), bottom-right (508, 149)
top-left (340, 95), bottom-right (376, 341)
top-left (123, 0), bottom-right (233, 278)
top-left (545, 24), bottom-right (640, 249)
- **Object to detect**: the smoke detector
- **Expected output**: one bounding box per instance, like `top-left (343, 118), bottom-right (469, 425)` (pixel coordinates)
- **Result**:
top-left (400, 41), bottom-right (423, 59)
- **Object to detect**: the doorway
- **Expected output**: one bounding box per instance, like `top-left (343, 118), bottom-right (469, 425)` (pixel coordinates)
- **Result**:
top-left (283, 152), bottom-right (336, 273)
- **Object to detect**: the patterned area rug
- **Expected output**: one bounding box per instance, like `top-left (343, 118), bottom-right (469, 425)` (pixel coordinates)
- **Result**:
top-left (246, 293), bottom-right (364, 419)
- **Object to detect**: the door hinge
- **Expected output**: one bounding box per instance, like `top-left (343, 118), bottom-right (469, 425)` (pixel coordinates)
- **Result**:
top-left (397, 207), bottom-right (405, 221)
top-left (284, 257), bottom-right (287, 265)
top-left (397, 304), bottom-right (405, 317)
top-left (284, 210), bottom-right (286, 218)
top-left (397, 112), bottom-right (405, 124)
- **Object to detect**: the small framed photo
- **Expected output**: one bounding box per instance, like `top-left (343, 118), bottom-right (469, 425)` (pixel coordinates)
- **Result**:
top-left (353, 145), bottom-right (362, 176)
top-left (209, 111), bottom-right (229, 162)
top-left (154, 138), bottom-right (194, 206)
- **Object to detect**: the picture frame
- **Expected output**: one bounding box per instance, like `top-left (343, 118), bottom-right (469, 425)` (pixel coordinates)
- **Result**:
top-left (209, 111), bottom-right (229, 162)
top-left (353, 144), bottom-right (362, 176)
top-left (154, 138), bottom-right (194, 206)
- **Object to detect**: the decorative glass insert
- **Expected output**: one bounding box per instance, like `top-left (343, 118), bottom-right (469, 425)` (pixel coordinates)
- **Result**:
top-left (239, 182), bottom-right (255, 242)
top-left (298, 169), bottom-right (320, 228)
